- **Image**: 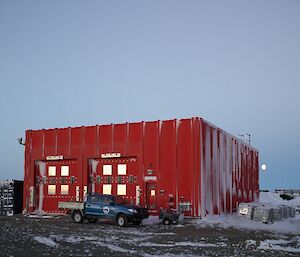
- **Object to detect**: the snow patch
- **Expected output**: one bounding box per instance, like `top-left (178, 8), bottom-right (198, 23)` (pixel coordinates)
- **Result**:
top-left (33, 236), bottom-right (58, 247)
top-left (140, 242), bottom-right (174, 247)
top-left (143, 254), bottom-right (206, 257)
top-left (28, 213), bottom-right (55, 218)
top-left (260, 192), bottom-right (300, 210)
top-left (140, 241), bottom-right (219, 248)
top-left (175, 241), bottom-right (218, 247)
top-left (65, 236), bottom-right (86, 243)
top-left (127, 230), bottom-right (175, 236)
top-left (93, 241), bottom-right (136, 253)
top-left (174, 224), bottom-right (185, 228)
top-left (197, 214), bottom-right (300, 235)
top-left (141, 215), bottom-right (160, 225)
top-left (245, 239), bottom-right (256, 247)
top-left (258, 239), bottom-right (300, 253)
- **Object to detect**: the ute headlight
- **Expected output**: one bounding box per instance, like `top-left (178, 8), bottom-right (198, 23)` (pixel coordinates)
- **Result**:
top-left (128, 208), bottom-right (138, 214)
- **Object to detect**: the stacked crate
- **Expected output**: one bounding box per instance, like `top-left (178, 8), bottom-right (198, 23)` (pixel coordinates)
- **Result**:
top-left (280, 205), bottom-right (289, 219)
top-left (238, 202), bottom-right (257, 219)
top-left (272, 208), bottom-right (283, 222)
top-left (290, 206), bottom-right (296, 218)
top-left (0, 180), bottom-right (23, 216)
top-left (238, 202), bottom-right (296, 223)
top-left (252, 204), bottom-right (273, 223)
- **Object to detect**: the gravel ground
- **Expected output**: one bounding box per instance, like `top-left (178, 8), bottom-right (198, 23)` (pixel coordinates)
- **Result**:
top-left (0, 214), bottom-right (299, 257)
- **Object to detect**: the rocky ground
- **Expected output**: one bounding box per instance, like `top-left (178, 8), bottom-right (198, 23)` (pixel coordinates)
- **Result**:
top-left (0, 214), bottom-right (299, 257)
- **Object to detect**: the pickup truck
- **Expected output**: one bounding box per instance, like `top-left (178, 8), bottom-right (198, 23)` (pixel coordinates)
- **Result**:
top-left (58, 193), bottom-right (148, 227)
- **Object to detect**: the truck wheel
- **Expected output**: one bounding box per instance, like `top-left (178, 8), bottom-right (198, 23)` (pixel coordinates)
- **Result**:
top-left (117, 214), bottom-right (128, 227)
top-left (88, 218), bottom-right (98, 223)
top-left (162, 218), bottom-right (171, 225)
top-left (72, 210), bottom-right (83, 223)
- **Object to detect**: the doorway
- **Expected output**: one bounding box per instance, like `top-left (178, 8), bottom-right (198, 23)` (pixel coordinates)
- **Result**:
top-left (146, 182), bottom-right (157, 213)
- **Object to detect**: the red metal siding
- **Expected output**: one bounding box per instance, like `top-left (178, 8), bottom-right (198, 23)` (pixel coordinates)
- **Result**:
top-left (99, 125), bottom-right (112, 153)
top-left (23, 117), bottom-right (259, 217)
top-left (159, 120), bottom-right (176, 210)
top-left (57, 128), bottom-right (69, 157)
top-left (198, 119), bottom-right (259, 216)
top-left (177, 119), bottom-right (195, 216)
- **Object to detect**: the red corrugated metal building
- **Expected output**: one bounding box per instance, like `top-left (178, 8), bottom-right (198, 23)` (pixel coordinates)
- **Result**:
top-left (23, 117), bottom-right (259, 217)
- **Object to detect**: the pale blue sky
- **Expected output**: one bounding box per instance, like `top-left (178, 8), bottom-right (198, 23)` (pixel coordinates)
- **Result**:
top-left (0, 1), bottom-right (299, 190)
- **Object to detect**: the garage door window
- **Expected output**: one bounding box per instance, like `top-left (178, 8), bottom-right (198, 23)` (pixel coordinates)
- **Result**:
top-left (48, 166), bottom-right (56, 176)
top-left (61, 185), bottom-right (69, 195)
top-left (103, 184), bottom-right (112, 195)
top-left (117, 164), bottom-right (126, 175)
top-left (61, 166), bottom-right (69, 176)
top-left (48, 185), bottom-right (56, 195)
top-left (117, 184), bottom-right (126, 195)
top-left (103, 165), bottom-right (112, 175)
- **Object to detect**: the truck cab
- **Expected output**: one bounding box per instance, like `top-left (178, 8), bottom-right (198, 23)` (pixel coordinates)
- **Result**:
top-left (71, 193), bottom-right (148, 226)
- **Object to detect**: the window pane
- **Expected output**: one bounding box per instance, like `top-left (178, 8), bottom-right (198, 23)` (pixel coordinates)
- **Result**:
top-left (103, 184), bottom-right (112, 195)
top-left (61, 166), bottom-right (69, 176)
top-left (90, 195), bottom-right (99, 204)
top-left (103, 165), bottom-right (112, 175)
top-left (117, 164), bottom-right (126, 175)
top-left (61, 185), bottom-right (69, 195)
top-left (102, 196), bottom-right (113, 205)
top-left (117, 184), bottom-right (126, 196)
top-left (151, 190), bottom-right (156, 196)
top-left (48, 166), bottom-right (56, 176)
top-left (48, 185), bottom-right (56, 195)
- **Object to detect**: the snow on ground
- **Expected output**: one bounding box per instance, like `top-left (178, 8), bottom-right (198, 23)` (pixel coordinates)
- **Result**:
top-left (245, 239), bottom-right (256, 247)
top-left (28, 215), bottom-right (57, 219)
top-left (53, 234), bottom-right (139, 254)
top-left (260, 192), bottom-right (300, 210)
top-left (139, 241), bottom-right (221, 248)
top-left (141, 215), bottom-right (160, 225)
top-left (196, 192), bottom-right (300, 235)
top-left (14, 192), bottom-right (300, 256)
top-left (93, 241), bottom-right (137, 254)
top-left (185, 192), bottom-right (300, 255)
top-left (258, 238), bottom-right (300, 253)
top-left (33, 236), bottom-right (58, 247)
top-left (197, 214), bottom-right (300, 234)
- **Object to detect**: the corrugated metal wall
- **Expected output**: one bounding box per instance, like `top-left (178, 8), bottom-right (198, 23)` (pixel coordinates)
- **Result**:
top-left (200, 120), bottom-right (259, 216)
top-left (23, 117), bottom-right (259, 216)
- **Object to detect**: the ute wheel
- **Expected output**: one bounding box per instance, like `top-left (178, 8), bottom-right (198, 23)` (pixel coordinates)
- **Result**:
top-left (88, 218), bottom-right (98, 223)
top-left (133, 220), bottom-right (142, 226)
top-left (72, 210), bottom-right (83, 223)
top-left (162, 218), bottom-right (171, 225)
top-left (117, 214), bottom-right (128, 227)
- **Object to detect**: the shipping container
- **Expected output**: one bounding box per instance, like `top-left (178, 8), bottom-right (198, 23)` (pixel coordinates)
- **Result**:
top-left (23, 117), bottom-right (259, 217)
top-left (0, 180), bottom-right (23, 216)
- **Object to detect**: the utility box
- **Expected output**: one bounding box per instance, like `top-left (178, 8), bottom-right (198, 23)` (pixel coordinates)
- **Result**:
top-left (23, 117), bottom-right (259, 217)
top-left (0, 180), bottom-right (23, 216)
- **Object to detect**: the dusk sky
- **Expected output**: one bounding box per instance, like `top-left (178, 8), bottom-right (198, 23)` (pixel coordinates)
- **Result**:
top-left (0, 1), bottom-right (299, 190)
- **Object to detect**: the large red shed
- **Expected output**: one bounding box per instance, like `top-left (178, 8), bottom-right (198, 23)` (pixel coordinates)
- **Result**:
top-left (23, 117), bottom-right (259, 217)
